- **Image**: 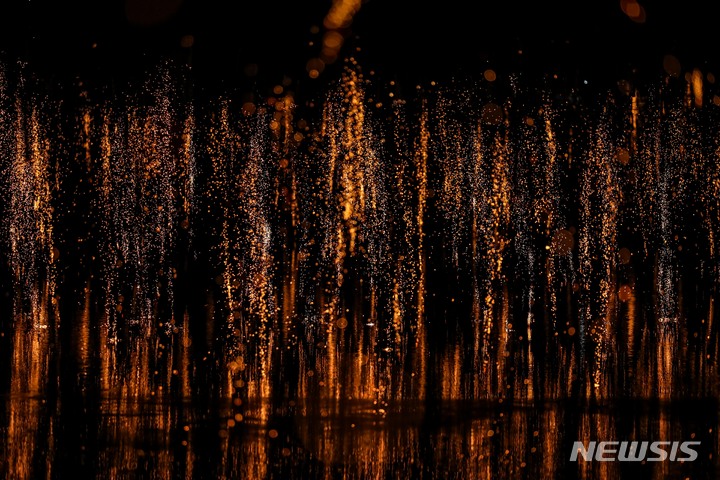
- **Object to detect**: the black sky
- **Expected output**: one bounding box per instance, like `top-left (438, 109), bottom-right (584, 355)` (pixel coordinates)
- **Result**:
top-left (0, 0), bottom-right (718, 91)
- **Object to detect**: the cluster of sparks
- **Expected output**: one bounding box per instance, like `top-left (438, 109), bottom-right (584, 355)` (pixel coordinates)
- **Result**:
top-left (1, 62), bottom-right (720, 438)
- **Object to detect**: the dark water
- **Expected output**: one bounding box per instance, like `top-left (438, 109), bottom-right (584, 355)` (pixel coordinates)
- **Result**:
top-left (2, 65), bottom-right (720, 478)
top-left (2, 391), bottom-right (719, 478)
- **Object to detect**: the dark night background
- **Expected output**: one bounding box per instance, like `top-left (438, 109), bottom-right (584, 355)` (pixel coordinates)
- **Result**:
top-left (0, 0), bottom-right (719, 93)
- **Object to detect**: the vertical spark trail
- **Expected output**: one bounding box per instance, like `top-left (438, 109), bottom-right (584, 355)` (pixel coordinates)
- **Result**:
top-left (389, 97), bottom-right (428, 399)
top-left (208, 101), bottom-right (236, 324)
top-left (240, 115), bottom-right (276, 411)
top-left (578, 106), bottom-right (620, 396)
top-left (511, 99), bottom-right (569, 399)
top-left (208, 100), bottom-right (278, 418)
top-left (309, 67), bottom-right (390, 402)
top-left (3, 78), bottom-right (56, 327)
top-left (207, 100), bottom-right (243, 399)
top-left (652, 104), bottom-right (697, 399)
top-left (180, 107), bottom-right (196, 241)
top-left (468, 114), bottom-right (512, 397)
top-left (139, 71), bottom-right (180, 328)
top-left (655, 107), bottom-right (694, 326)
top-left (413, 104), bottom-right (429, 400)
top-left (436, 93), bottom-right (470, 273)
top-left (540, 108), bottom-right (574, 334)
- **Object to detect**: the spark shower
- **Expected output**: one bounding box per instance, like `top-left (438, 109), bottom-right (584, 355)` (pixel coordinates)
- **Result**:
top-left (1, 61), bottom-right (720, 478)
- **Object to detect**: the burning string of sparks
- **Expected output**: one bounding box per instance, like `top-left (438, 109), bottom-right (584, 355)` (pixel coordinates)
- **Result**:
top-left (1, 62), bottom-right (720, 415)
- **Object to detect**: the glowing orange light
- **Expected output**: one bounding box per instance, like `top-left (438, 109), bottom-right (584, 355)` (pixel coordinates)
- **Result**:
top-left (692, 68), bottom-right (703, 107)
top-left (618, 285), bottom-right (633, 302)
top-left (180, 35), bottom-right (194, 48)
top-left (616, 147), bottom-right (630, 165)
top-left (621, 0), bottom-right (646, 22)
top-left (323, 31), bottom-right (344, 49)
top-left (324, 0), bottom-right (361, 29)
top-left (306, 58), bottom-right (326, 78)
top-left (663, 54), bottom-right (681, 77)
top-left (481, 103), bottom-right (503, 125)
top-left (242, 102), bottom-right (256, 115)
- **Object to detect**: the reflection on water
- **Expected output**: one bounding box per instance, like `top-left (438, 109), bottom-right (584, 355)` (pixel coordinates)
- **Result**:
top-left (2, 394), bottom-right (718, 479)
top-left (2, 64), bottom-right (720, 478)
